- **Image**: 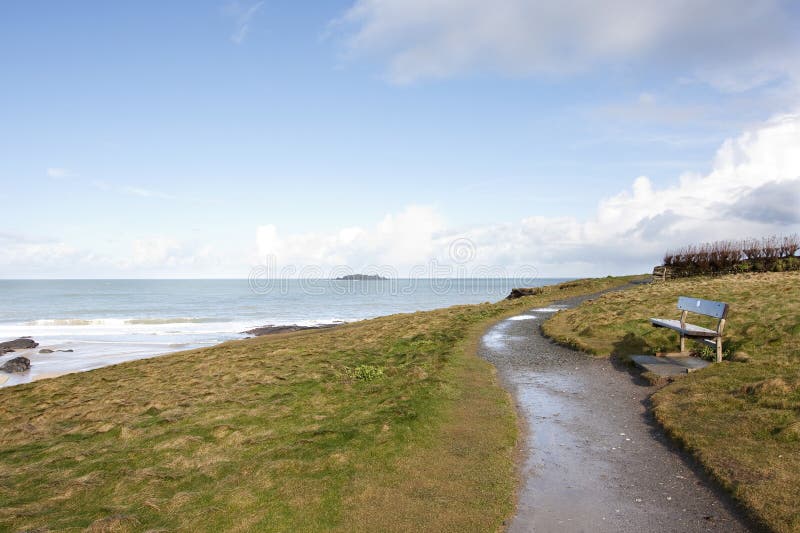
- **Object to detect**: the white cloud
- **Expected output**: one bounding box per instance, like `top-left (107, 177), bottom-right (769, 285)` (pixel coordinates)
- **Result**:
top-left (46, 167), bottom-right (75, 179)
top-left (254, 112), bottom-right (800, 277)
top-left (0, 233), bottom-right (93, 277)
top-left (122, 237), bottom-right (226, 274)
top-left (0, 230), bottom-right (235, 278)
top-left (224, 1), bottom-right (264, 44)
top-left (336, 0), bottom-right (800, 87)
top-left (256, 205), bottom-right (445, 274)
top-left (131, 237), bottom-right (180, 266)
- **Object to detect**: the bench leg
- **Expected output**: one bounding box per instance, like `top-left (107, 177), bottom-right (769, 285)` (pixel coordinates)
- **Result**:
top-left (679, 334), bottom-right (685, 353)
top-left (716, 338), bottom-right (723, 363)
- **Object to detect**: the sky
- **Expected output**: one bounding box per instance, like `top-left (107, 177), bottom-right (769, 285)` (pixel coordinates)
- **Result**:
top-left (1, 0), bottom-right (799, 278)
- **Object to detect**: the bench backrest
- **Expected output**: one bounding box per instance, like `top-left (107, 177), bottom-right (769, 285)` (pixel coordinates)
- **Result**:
top-left (677, 296), bottom-right (728, 319)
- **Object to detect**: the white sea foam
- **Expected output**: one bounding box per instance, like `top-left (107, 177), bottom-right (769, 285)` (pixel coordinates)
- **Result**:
top-left (1, 317), bottom-right (348, 338)
top-left (26, 317), bottom-right (222, 326)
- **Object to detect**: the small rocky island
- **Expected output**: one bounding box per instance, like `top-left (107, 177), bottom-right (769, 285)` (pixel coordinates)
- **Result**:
top-left (334, 274), bottom-right (388, 281)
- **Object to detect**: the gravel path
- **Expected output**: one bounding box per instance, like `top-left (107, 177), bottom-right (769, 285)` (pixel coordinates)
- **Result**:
top-left (480, 291), bottom-right (753, 533)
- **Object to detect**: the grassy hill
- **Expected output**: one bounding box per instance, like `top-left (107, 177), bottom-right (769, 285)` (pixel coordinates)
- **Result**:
top-left (0, 276), bottom-right (636, 532)
top-left (543, 271), bottom-right (800, 532)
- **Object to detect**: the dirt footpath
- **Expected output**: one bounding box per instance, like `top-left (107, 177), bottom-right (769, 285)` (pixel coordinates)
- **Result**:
top-left (480, 293), bottom-right (753, 533)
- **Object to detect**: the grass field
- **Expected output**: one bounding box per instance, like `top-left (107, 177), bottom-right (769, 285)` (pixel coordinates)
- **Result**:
top-left (542, 271), bottom-right (800, 532)
top-left (0, 276), bottom-right (636, 532)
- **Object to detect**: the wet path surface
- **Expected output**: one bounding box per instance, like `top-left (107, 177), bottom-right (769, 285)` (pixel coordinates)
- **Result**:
top-left (480, 294), bottom-right (752, 533)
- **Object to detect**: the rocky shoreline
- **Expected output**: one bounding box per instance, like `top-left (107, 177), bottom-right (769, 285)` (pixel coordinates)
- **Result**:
top-left (242, 323), bottom-right (342, 336)
top-left (0, 338), bottom-right (74, 375)
top-left (0, 337), bottom-right (38, 354)
top-left (0, 338), bottom-right (38, 374)
top-left (506, 287), bottom-right (544, 299)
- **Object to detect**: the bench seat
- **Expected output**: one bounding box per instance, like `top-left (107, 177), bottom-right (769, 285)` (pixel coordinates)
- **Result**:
top-left (649, 318), bottom-right (718, 338)
top-left (649, 296), bottom-right (729, 362)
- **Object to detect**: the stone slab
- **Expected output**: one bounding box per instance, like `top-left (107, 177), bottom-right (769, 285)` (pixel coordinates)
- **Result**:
top-left (630, 354), bottom-right (711, 376)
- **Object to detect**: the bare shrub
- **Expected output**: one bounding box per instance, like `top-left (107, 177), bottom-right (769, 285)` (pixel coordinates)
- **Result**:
top-left (661, 234), bottom-right (798, 276)
top-left (684, 245), bottom-right (699, 269)
top-left (714, 240), bottom-right (740, 270)
top-left (762, 235), bottom-right (781, 260)
top-left (742, 239), bottom-right (762, 260)
top-left (780, 234), bottom-right (799, 258)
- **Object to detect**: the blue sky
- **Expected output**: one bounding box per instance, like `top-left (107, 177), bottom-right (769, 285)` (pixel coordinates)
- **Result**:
top-left (1, 1), bottom-right (799, 278)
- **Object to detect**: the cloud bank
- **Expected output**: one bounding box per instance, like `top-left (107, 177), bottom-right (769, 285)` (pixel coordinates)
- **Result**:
top-left (337, 0), bottom-right (800, 87)
top-left (0, 232), bottom-right (227, 279)
top-left (5, 113), bottom-right (799, 278)
top-left (256, 112), bottom-right (800, 277)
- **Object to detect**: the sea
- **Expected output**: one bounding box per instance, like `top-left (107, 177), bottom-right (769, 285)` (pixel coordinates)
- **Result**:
top-left (0, 278), bottom-right (570, 387)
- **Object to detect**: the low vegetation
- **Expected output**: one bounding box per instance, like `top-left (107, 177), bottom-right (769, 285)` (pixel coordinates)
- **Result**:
top-left (542, 271), bottom-right (800, 532)
top-left (662, 234), bottom-right (799, 277)
top-left (0, 276), bottom-right (636, 532)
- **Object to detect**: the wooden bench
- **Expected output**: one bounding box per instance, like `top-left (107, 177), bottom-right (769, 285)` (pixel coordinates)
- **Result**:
top-left (650, 296), bottom-right (729, 362)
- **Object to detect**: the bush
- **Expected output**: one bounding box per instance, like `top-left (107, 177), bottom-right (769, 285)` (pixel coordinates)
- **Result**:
top-left (780, 234), bottom-right (800, 258)
top-left (663, 234), bottom-right (799, 277)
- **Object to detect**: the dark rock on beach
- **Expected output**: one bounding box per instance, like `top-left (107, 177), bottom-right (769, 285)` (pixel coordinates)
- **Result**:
top-left (1, 357), bottom-right (31, 373)
top-left (0, 338), bottom-right (38, 354)
top-left (38, 348), bottom-right (74, 354)
top-left (506, 287), bottom-right (544, 299)
top-left (243, 323), bottom-right (341, 337)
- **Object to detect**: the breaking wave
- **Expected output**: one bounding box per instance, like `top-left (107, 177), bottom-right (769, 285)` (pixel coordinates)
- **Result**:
top-left (25, 317), bottom-right (226, 326)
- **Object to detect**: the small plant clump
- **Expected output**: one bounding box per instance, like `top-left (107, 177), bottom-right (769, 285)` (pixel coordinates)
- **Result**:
top-left (691, 344), bottom-right (734, 362)
top-left (344, 364), bottom-right (385, 381)
top-left (662, 234), bottom-right (799, 277)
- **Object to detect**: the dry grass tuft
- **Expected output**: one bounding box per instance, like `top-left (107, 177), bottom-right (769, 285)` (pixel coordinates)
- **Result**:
top-left (86, 514), bottom-right (139, 533)
top-left (741, 378), bottom-right (794, 396)
top-left (783, 422), bottom-right (800, 441)
top-left (731, 351), bottom-right (751, 363)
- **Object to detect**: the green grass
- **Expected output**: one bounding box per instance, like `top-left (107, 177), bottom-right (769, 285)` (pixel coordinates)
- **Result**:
top-left (0, 276), bottom-right (635, 532)
top-left (542, 271), bottom-right (800, 532)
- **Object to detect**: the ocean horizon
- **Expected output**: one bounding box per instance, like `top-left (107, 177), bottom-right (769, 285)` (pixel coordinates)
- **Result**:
top-left (0, 277), bottom-right (572, 387)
